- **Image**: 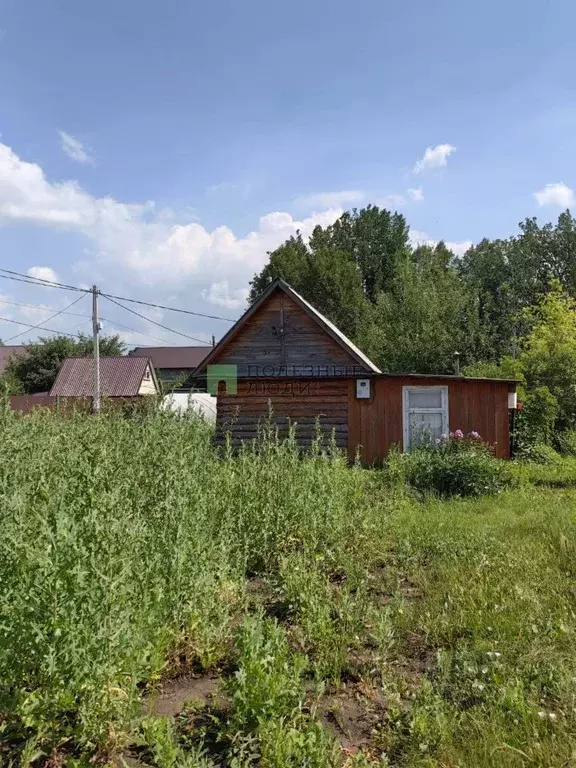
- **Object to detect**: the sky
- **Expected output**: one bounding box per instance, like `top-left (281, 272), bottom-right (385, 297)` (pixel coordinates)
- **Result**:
top-left (0, 0), bottom-right (575, 347)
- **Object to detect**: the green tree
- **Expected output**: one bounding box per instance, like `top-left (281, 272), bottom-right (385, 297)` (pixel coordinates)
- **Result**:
top-left (370, 244), bottom-right (481, 373)
top-left (249, 235), bottom-right (371, 343)
top-left (460, 211), bottom-right (576, 360)
top-left (4, 333), bottom-right (125, 394)
top-left (518, 281), bottom-right (576, 429)
top-left (249, 206), bottom-right (410, 344)
top-left (308, 205), bottom-right (411, 301)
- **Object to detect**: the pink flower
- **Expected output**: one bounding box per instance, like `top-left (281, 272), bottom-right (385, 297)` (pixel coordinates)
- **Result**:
top-left (469, 431), bottom-right (481, 439)
top-left (454, 429), bottom-right (464, 439)
top-left (449, 431), bottom-right (455, 438)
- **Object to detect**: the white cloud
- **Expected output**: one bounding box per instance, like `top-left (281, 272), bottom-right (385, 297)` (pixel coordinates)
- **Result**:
top-left (297, 190), bottom-right (364, 209)
top-left (377, 193), bottom-right (406, 208)
top-left (27, 266), bottom-right (59, 284)
top-left (445, 240), bottom-right (473, 257)
top-left (407, 187), bottom-right (424, 202)
top-left (58, 131), bottom-right (95, 166)
top-left (409, 229), bottom-right (471, 257)
top-left (0, 140), bottom-right (344, 312)
top-left (534, 182), bottom-right (574, 208)
top-left (201, 280), bottom-right (249, 310)
top-left (414, 144), bottom-right (456, 174)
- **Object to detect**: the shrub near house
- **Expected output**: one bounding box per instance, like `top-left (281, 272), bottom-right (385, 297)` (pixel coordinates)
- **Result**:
top-left (388, 430), bottom-right (514, 497)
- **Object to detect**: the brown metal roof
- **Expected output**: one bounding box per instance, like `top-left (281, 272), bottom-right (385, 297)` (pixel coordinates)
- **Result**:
top-left (128, 346), bottom-right (211, 369)
top-left (0, 345), bottom-right (28, 374)
top-left (50, 356), bottom-right (157, 397)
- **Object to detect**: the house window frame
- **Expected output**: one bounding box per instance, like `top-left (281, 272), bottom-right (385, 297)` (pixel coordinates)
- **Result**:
top-left (402, 385), bottom-right (449, 451)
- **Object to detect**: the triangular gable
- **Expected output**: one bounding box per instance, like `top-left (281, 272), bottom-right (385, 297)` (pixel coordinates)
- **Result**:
top-left (194, 279), bottom-right (380, 378)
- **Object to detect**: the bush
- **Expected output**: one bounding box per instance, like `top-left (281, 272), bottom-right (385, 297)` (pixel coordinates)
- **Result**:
top-left (388, 431), bottom-right (514, 497)
top-left (518, 442), bottom-right (563, 465)
top-left (516, 386), bottom-right (559, 449)
top-left (555, 429), bottom-right (576, 457)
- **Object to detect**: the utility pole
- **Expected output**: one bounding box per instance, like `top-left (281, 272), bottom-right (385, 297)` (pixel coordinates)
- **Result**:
top-left (92, 285), bottom-right (101, 413)
top-left (212, 334), bottom-right (216, 347)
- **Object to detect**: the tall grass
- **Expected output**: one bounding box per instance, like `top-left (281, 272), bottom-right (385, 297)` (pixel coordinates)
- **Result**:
top-left (2, 408), bottom-right (576, 766)
top-left (0, 408), bottom-right (367, 763)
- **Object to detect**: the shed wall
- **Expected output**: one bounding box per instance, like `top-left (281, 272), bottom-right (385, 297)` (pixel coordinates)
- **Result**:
top-left (216, 377), bottom-right (349, 449)
top-left (348, 377), bottom-right (512, 463)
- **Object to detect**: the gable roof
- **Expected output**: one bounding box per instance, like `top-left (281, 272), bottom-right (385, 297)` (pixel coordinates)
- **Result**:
top-left (193, 279), bottom-right (381, 376)
top-left (50, 356), bottom-right (158, 397)
top-left (128, 346), bottom-right (211, 369)
top-left (0, 345), bottom-right (29, 374)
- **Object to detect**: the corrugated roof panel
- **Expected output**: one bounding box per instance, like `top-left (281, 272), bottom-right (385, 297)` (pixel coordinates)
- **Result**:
top-left (129, 346), bottom-right (211, 368)
top-left (50, 356), bottom-right (155, 397)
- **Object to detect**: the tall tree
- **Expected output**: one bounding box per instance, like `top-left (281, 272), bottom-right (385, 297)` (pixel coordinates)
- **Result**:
top-left (370, 243), bottom-right (481, 373)
top-left (308, 206), bottom-right (411, 301)
top-left (249, 206), bottom-right (410, 343)
top-left (460, 211), bottom-right (576, 360)
top-left (249, 234), bottom-right (371, 343)
top-left (517, 280), bottom-right (576, 429)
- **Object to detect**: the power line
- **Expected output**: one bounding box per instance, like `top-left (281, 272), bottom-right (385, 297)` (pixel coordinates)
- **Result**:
top-left (102, 295), bottom-right (212, 346)
top-left (99, 290), bottom-right (235, 322)
top-left (3, 294), bottom-right (87, 343)
top-left (0, 268), bottom-right (86, 293)
top-left (0, 298), bottom-right (174, 345)
top-left (0, 268), bottom-right (236, 322)
top-left (0, 316), bottom-right (84, 340)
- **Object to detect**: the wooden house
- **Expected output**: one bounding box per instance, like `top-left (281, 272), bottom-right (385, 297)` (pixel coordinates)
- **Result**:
top-left (193, 280), bottom-right (518, 462)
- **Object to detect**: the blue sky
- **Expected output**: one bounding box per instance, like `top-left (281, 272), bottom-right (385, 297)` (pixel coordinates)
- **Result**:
top-left (0, 0), bottom-right (575, 346)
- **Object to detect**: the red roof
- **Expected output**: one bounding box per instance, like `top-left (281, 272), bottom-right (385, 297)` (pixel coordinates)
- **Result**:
top-left (0, 345), bottom-right (28, 374)
top-left (128, 346), bottom-right (211, 369)
top-left (50, 356), bottom-right (156, 397)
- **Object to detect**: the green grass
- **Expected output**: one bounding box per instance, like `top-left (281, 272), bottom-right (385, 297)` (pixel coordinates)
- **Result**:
top-left (1, 407), bottom-right (576, 766)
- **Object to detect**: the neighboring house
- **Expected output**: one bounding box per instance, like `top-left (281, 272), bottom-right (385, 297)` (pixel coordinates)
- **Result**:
top-left (193, 279), bottom-right (518, 463)
top-left (0, 345), bottom-right (28, 375)
top-left (128, 346), bottom-right (211, 389)
top-left (50, 356), bottom-right (159, 400)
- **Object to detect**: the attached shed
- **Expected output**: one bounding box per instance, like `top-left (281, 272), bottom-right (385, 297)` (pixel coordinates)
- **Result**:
top-left (193, 280), bottom-right (517, 462)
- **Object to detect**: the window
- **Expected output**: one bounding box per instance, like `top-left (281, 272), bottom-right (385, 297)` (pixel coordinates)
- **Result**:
top-left (402, 385), bottom-right (448, 450)
top-left (144, 367), bottom-right (151, 381)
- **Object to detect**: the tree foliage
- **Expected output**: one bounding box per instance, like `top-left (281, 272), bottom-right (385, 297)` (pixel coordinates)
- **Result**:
top-left (250, 205), bottom-right (576, 443)
top-left (2, 334), bottom-right (125, 394)
top-left (517, 281), bottom-right (576, 429)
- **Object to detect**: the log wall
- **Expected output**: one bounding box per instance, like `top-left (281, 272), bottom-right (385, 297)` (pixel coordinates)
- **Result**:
top-left (216, 377), bottom-right (349, 449)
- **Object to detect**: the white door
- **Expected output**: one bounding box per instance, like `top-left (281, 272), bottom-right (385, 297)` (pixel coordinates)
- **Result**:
top-left (402, 386), bottom-right (449, 450)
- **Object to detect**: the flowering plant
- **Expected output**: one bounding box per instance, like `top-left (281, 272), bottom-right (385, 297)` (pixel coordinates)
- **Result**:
top-left (391, 429), bottom-right (512, 497)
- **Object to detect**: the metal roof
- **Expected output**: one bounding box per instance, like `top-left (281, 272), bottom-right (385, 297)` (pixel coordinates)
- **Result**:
top-left (0, 345), bottom-right (28, 374)
top-left (50, 356), bottom-right (157, 397)
top-left (128, 346), bottom-right (211, 369)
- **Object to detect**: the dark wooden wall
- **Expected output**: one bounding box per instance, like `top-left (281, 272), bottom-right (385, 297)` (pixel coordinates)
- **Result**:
top-left (348, 376), bottom-right (513, 463)
top-left (215, 292), bottom-right (369, 377)
top-left (216, 377), bottom-right (349, 449)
